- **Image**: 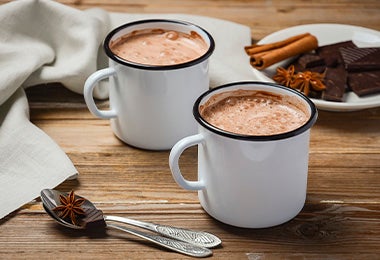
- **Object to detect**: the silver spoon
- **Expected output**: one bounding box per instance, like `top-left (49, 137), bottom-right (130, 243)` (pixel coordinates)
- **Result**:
top-left (40, 189), bottom-right (220, 257)
top-left (40, 189), bottom-right (221, 248)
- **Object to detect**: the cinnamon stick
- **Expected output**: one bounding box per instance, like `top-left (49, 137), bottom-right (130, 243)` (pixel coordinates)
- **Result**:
top-left (245, 33), bottom-right (311, 55)
top-left (245, 33), bottom-right (318, 70)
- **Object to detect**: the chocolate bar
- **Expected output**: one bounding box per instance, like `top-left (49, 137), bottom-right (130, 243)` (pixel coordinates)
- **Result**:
top-left (347, 70), bottom-right (380, 96)
top-left (340, 47), bottom-right (380, 71)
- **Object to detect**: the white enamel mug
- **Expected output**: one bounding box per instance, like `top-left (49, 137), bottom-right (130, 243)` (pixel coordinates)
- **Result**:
top-left (84, 19), bottom-right (215, 150)
top-left (169, 81), bottom-right (318, 228)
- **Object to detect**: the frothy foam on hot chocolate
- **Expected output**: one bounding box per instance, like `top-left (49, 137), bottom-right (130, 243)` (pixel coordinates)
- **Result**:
top-left (199, 89), bottom-right (310, 136)
top-left (110, 29), bottom-right (208, 65)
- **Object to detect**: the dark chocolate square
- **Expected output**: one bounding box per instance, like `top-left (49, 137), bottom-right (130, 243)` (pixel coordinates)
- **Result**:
top-left (347, 70), bottom-right (380, 96)
top-left (322, 67), bottom-right (348, 102)
top-left (297, 53), bottom-right (325, 69)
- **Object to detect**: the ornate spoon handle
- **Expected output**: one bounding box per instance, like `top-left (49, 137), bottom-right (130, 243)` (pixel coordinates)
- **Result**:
top-left (107, 223), bottom-right (212, 258)
top-left (105, 215), bottom-right (221, 248)
top-left (154, 224), bottom-right (221, 248)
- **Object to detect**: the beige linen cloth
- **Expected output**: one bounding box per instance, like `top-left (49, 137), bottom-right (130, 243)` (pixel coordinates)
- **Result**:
top-left (0, 0), bottom-right (257, 219)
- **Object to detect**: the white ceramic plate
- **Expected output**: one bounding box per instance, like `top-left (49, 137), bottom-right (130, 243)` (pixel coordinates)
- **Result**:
top-left (255, 24), bottom-right (380, 112)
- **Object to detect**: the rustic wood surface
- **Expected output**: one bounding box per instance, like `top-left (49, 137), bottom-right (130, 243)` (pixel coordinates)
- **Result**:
top-left (1, 0), bottom-right (380, 259)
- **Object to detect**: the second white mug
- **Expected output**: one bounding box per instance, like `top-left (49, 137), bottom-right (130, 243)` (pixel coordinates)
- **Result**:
top-left (84, 19), bottom-right (215, 150)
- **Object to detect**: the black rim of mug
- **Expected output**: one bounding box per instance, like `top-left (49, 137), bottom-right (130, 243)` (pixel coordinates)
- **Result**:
top-left (193, 81), bottom-right (318, 141)
top-left (103, 19), bottom-right (215, 70)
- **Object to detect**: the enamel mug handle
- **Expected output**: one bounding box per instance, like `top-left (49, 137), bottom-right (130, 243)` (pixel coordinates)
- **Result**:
top-left (84, 67), bottom-right (117, 119)
top-left (169, 134), bottom-right (205, 191)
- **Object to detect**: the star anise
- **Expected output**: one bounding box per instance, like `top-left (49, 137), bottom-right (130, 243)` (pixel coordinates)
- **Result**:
top-left (291, 70), bottom-right (326, 96)
top-left (53, 190), bottom-right (85, 225)
top-left (272, 65), bottom-right (296, 88)
top-left (273, 65), bottom-right (326, 96)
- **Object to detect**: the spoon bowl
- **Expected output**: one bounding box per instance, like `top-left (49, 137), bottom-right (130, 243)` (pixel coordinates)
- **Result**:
top-left (41, 189), bottom-right (107, 230)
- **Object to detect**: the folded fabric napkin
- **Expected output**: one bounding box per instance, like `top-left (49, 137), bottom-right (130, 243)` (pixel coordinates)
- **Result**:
top-left (0, 0), bottom-right (257, 219)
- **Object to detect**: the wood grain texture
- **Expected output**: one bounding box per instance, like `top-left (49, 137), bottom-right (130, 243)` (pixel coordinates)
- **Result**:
top-left (1, 1), bottom-right (380, 259)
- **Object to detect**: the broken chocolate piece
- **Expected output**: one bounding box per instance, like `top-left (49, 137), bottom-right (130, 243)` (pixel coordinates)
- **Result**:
top-left (321, 67), bottom-right (348, 102)
top-left (80, 206), bottom-right (107, 229)
top-left (297, 53), bottom-right (325, 69)
top-left (292, 53), bottom-right (324, 73)
top-left (340, 47), bottom-right (380, 71)
top-left (347, 70), bottom-right (380, 96)
top-left (317, 41), bottom-right (356, 67)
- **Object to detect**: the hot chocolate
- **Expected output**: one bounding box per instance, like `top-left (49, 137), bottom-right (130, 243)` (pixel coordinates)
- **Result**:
top-left (109, 29), bottom-right (208, 66)
top-left (199, 89), bottom-right (310, 136)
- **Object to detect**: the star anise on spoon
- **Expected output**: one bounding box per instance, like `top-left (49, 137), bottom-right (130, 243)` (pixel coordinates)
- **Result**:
top-left (53, 190), bottom-right (85, 225)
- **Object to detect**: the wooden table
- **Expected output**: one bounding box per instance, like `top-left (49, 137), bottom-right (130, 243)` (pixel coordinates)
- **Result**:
top-left (1, 1), bottom-right (379, 259)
